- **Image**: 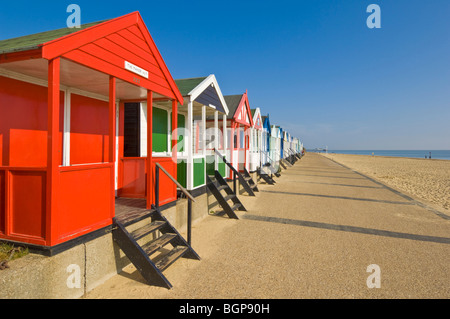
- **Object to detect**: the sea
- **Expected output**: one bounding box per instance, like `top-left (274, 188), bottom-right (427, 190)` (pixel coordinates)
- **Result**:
top-left (316, 150), bottom-right (450, 161)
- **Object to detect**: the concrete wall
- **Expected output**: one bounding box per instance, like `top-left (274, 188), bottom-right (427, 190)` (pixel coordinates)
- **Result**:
top-left (0, 191), bottom-right (212, 299)
top-left (0, 233), bottom-right (129, 299)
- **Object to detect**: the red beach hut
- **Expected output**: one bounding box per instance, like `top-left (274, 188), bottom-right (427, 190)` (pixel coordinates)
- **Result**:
top-left (224, 91), bottom-right (254, 175)
top-left (0, 12), bottom-right (183, 250)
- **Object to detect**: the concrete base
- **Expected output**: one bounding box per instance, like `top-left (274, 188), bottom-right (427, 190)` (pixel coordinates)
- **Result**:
top-left (0, 190), bottom-right (213, 299)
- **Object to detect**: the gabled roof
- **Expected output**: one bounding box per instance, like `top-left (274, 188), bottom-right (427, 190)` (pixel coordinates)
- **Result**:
top-left (224, 94), bottom-right (244, 116)
top-left (0, 12), bottom-right (183, 104)
top-left (262, 115), bottom-right (271, 134)
top-left (271, 125), bottom-right (283, 137)
top-left (0, 21), bottom-right (108, 54)
top-left (175, 75), bottom-right (229, 115)
top-left (224, 91), bottom-right (254, 127)
top-left (175, 77), bottom-right (207, 96)
top-left (251, 108), bottom-right (263, 130)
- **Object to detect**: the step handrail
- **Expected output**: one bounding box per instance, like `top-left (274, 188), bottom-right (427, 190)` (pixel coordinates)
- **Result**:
top-left (155, 162), bottom-right (195, 245)
top-left (155, 163), bottom-right (195, 202)
top-left (260, 149), bottom-right (276, 164)
top-left (213, 148), bottom-right (255, 196)
top-left (259, 149), bottom-right (281, 175)
top-left (213, 148), bottom-right (239, 193)
top-left (213, 148), bottom-right (239, 175)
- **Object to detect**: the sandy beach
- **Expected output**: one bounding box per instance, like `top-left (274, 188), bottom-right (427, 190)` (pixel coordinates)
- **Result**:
top-left (321, 153), bottom-right (450, 213)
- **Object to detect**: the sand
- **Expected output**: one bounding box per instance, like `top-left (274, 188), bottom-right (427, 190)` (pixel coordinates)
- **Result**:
top-left (321, 153), bottom-right (450, 213)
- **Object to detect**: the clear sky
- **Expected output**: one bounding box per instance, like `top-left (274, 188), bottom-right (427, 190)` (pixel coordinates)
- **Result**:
top-left (1, 1), bottom-right (449, 150)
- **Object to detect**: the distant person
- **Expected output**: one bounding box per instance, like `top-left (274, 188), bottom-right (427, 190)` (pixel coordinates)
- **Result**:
top-left (429, 152), bottom-right (432, 159)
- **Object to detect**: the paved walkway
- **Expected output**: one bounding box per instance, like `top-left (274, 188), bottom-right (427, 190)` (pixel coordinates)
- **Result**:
top-left (86, 153), bottom-right (450, 299)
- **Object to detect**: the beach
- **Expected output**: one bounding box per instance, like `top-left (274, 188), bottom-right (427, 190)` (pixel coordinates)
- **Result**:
top-left (321, 153), bottom-right (450, 213)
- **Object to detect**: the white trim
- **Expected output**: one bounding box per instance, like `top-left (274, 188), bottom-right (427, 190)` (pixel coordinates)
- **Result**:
top-left (115, 101), bottom-right (119, 193)
top-left (152, 152), bottom-right (172, 157)
top-left (223, 114), bottom-right (228, 178)
top-left (252, 107), bottom-right (263, 131)
top-left (63, 89), bottom-right (71, 167)
top-left (186, 98), bottom-right (193, 190)
top-left (140, 102), bottom-right (148, 157)
top-left (202, 105), bottom-right (206, 181)
top-left (0, 67), bottom-right (47, 88)
top-left (0, 67), bottom-right (115, 103)
top-left (214, 110), bottom-right (219, 171)
top-left (168, 109), bottom-right (172, 153)
top-left (202, 105), bottom-right (206, 155)
top-left (189, 183), bottom-right (206, 191)
top-left (187, 74), bottom-right (229, 115)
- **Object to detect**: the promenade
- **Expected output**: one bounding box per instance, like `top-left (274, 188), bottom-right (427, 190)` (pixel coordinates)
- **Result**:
top-left (86, 153), bottom-right (450, 299)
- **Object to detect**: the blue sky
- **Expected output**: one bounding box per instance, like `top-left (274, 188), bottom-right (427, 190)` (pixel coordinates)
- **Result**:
top-left (1, 0), bottom-right (449, 150)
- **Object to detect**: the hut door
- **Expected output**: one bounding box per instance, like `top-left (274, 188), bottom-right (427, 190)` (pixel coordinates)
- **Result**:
top-left (119, 103), bottom-right (147, 198)
top-left (124, 103), bottom-right (141, 157)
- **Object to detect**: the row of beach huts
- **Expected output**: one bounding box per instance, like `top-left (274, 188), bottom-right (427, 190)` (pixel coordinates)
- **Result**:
top-left (0, 12), bottom-right (304, 292)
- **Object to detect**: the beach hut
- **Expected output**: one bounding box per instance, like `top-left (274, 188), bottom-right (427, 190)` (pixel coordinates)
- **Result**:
top-left (271, 125), bottom-right (283, 163)
top-left (295, 137), bottom-right (300, 154)
top-left (284, 131), bottom-right (294, 161)
top-left (261, 115), bottom-right (271, 166)
top-left (0, 12), bottom-right (184, 249)
top-left (224, 91), bottom-right (254, 175)
top-left (249, 108), bottom-right (263, 172)
top-left (174, 75), bottom-right (229, 192)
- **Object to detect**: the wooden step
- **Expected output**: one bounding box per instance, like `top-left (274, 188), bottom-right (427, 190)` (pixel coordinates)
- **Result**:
top-left (155, 246), bottom-right (188, 272)
top-left (260, 173), bottom-right (275, 185)
top-left (142, 233), bottom-right (177, 256)
top-left (206, 172), bottom-right (245, 219)
top-left (223, 194), bottom-right (236, 202)
top-left (130, 221), bottom-right (166, 241)
top-left (231, 203), bottom-right (242, 211)
top-left (217, 184), bottom-right (228, 191)
top-left (113, 205), bottom-right (200, 289)
top-left (217, 185), bottom-right (228, 191)
top-left (116, 209), bottom-right (156, 227)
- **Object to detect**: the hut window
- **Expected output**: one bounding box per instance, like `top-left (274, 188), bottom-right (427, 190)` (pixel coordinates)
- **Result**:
top-left (153, 107), bottom-right (168, 152)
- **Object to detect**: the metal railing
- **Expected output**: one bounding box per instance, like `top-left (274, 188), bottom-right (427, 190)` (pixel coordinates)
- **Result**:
top-left (260, 150), bottom-right (278, 172)
top-left (213, 148), bottom-right (239, 193)
top-left (155, 163), bottom-right (196, 245)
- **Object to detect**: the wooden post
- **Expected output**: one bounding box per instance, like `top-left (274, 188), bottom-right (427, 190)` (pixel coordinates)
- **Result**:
top-left (146, 90), bottom-right (153, 209)
top-left (155, 165), bottom-right (160, 209)
top-left (229, 121), bottom-right (234, 179)
top-left (187, 198), bottom-right (192, 246)
top-left (171, 99), bottom-right (178, 181)
top-left (109, 76), bottom-right (116, 217)
top-left (223, 114), bottom-right (227, 178)
top-left (214, 110), bottom-right (219, 171)
top-left (62, 89), bottom-right (71, 167)
top-left (201, 105), bottom-right (206, 185)
top-left (46, 57), bottom-right (61, 246)
top-left (109, 77), bottom-right (116, 163)
top-left (186, 98), bottom-right (193, 190)
top-left (202, 105), bottom-right (206, 156)
top-left (223, 114), bottom-right (227, 151)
